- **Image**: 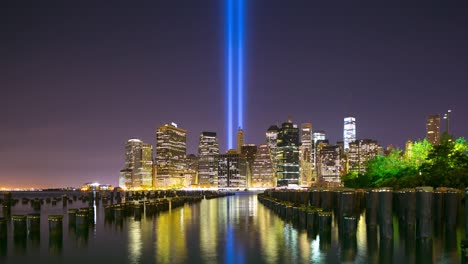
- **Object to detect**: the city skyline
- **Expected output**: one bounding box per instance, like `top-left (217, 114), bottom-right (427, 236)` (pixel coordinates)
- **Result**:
top-left (2, 2), bottom-right (468, 188)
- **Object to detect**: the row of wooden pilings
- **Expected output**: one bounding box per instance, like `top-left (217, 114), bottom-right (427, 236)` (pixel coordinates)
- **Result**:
top-left (0, 196), bottom-right (206, 248)
top-left (260, 186), bottom-right (467, 241)
top-left (0, 190), bottom-right (231, 217)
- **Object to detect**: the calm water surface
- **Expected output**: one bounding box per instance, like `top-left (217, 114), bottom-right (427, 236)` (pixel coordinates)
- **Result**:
top-left (0, 191), bottom-right (463, 263)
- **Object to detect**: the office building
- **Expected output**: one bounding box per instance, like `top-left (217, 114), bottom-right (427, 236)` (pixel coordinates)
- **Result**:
top-left (218, 150), bottom-right (247, 188)
top-left (241, 144), bottom-right (257, 188)
top-left (348, 139), bottom-right (380, 174)
top-left (318, 145), bottom-right (341, 184)
top-left (300, 123), bottom-right (313, 162)
top-left (276, 118), bottom-right (300, 186)
top-left (155, 122), bottom-right (187, 188)
top-left (312, 130), bottom-right (326, 169)
top-left (237, 128), bottom-right (245, 153)
top-left (343, 117), bottom-right (356, 150)
top-left (252, 144), bottom-right (275, 188)
top-left (198, 132), bottom-right (219, 187)
top-left (426, 114), bottom-right (440, 145)
top-left (119, 139), bottom-right (153, 190)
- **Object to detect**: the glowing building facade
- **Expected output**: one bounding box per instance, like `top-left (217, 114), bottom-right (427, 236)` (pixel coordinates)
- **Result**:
top-left (348, 139), bottom-right (380, 174)
top-left (218, 150), bottom-right (247, 188)
top-left (155, 122), bottom-right (187, 188)
top-left (119, 139), bottom-right (153, 190)
top-left (300, 123), bottom-right (313, 186)
top-left (276, 119), bottom-right (300, 186)
top-left (312, 130), bottom-right (326, 169)
top-left (300, 123), bottom-right (313, 162)
top-left (198, 132), bottom-right (219, 188)
top-left (426, 114), bottom-right (440, 145)
top-left (252, 144), bottom-right (275, 188)
top-left (343, 117), bottom-right (356, 150)
top-left (318, 145), bottom-right (341, 184)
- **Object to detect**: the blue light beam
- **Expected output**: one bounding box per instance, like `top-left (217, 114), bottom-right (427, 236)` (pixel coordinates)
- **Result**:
top-left (237, 0), bottom-right (244, 130)
top-left (226, 0), bottom-right (234, 149)
top-left (226, 0), bottom-right (244, 150)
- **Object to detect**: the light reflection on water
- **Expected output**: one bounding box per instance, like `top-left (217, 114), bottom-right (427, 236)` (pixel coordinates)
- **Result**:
top-left (0, 191), bottom-right (464, 264)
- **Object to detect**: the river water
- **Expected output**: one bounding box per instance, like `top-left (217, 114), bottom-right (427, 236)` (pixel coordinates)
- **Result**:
top-left (0, 191), bottom-right (463, 263)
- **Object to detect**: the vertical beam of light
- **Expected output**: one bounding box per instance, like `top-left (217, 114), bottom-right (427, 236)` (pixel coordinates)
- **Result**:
top-left (226, 0), bottom-right (234, 149)
top-left (237, 0), bottom-right (244, 130)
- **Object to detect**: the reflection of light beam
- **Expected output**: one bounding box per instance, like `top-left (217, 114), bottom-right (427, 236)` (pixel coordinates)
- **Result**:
top-left (227, 0), bottom-right (234, 149)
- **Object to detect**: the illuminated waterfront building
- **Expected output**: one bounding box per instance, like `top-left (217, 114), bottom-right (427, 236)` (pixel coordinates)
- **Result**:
top-left (343, 117), bottom-right (356, 150)
top-left (241, 144), bottom-right (257, 188)
top-left (426, 114), bottom-right (440, 145)
top-left (276, 118), bottom-right (300, 186)
top-left (266, 125), bottom-right (279, 177)
top-left (252, 144), bottom-right (274, 188)
top-left (119, 139), bottom-right (153, 190)
top-left (198, 132), bottom-right (219, 188)
top-left (348, 139), bottom-right (380, 174)
top-left (155, 122), bottom-right (187, 188)
top-left (218, 150), bottom-right (247, 188)
top-left (318, 144), bottom-right (341, 184)
top-left (237, 128), bottom-right (245, 153)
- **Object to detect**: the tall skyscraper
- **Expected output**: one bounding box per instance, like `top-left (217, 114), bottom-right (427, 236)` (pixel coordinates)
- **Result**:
top-left (252, 144), bottom-right (274, 188)
top-left (312, 130), bottom-right (326, 169)
top-left (426, 114), bottom-right (440, 145)
top-left (241, 144), bottom-right (257, 188)
top-left (266, 125), bottom-right (279, 177)
top-left (276, 119), bottom-right (300, 186)
top-left (218, 150), bottom-right (247, 188)
top-left (119, 139), bottom-right (153, 190)
top-left (300, 123), bottom-right (313, 162)
top-left (300, 123), bottom-right (313, 186)
top-left (198, 132), bottom-right (219, 187)
top-left (343, 117), bottom-right (356, 150)
top-left (237, 128), bottom-right (245, 153)
top-left (155, 122), bottom-right (187, 188)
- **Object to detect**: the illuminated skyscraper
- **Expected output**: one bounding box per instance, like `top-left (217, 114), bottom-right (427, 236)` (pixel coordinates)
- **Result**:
top-left (312, 130), bottom-right (326, 169)
top-left (426, 114), bottom-right (440, 145)
top-left (218, 150), bottom-right (247, 188)
top-left (266, 125), bottom-right (279, 177)
top-left (348, 139), bottom-right (380, 174)
top-left (276, 119), bottom-right (300, 186)
top-left (119, 139), bottom-right (153, 190)
top-left (300, 123), bottom-right (313, 186)
top-left (343, 117), bottom-right (356, 150)
top-left (252, 144), bottom-right (274, 188)
top-left (318, 145), bottom-right (341, 184)
top-left (198, 132), bottom-right (219, 187)
top-left (155, 122), bottom-right (187, 188)
top-left (237, 128), bottom-right (245, 153)
top-left (300, 123), bottom-right (313, 162)
top-left (241, 144), bottom-right (257, 188)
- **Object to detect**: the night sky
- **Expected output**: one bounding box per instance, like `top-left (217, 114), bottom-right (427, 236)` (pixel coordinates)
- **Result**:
top-left (2, 1), bottom-right (467, 188)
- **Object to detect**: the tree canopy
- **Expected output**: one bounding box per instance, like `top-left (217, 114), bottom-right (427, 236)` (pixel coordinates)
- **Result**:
top-left (342, 135), bottom-right (468, 189)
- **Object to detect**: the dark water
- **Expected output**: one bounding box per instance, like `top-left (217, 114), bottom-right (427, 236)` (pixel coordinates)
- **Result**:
top-left (0, 191), bottom-right (464, 263)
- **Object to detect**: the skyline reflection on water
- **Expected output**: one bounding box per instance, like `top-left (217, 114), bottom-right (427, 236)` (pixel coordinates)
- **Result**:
top-left (0, 191), bottom-right (464, 263)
